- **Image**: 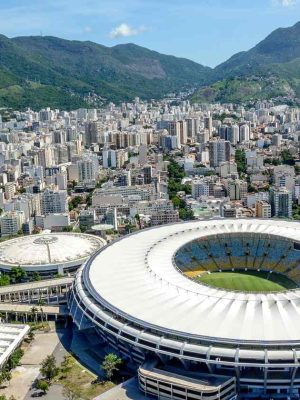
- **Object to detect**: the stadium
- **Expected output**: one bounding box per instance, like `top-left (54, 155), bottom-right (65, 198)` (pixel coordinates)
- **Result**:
top-left (69, 219), bottom-right (300, 399)
top-left (0, 233), bottom-right (105, 276)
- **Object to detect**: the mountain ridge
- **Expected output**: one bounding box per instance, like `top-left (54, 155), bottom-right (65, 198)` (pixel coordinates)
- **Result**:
top-left (0, 35), bottom-right (212, 110)
top-left (2, 21), bottom-right (300, 109)
top-left (191, 21), bottom-right (300, 104)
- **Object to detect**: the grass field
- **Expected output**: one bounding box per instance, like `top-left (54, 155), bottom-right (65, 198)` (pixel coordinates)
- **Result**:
top-left (55, 354), bottom-right (115, 400)
top-left (196, 270), bottom-right (298, 292)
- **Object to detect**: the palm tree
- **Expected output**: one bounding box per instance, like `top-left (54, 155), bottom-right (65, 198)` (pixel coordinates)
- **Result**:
top-left (135, 214), bottom-right (142, 230)
top-left (30, 306), bottom-right (38, 323)
top-left (0, 312), bottom-right (6, 323)
top-left (38, 299), bottom-right (46, 328)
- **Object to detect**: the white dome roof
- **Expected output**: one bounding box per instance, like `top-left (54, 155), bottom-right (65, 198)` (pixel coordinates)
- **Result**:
top-left (0, 233), bottom-right (105, 270)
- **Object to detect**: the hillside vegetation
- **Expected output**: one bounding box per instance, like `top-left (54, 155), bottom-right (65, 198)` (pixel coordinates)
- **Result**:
top-left (0, 35), bottom-right (211, 109)
top-left (2, 21), bottom-right (300, 108)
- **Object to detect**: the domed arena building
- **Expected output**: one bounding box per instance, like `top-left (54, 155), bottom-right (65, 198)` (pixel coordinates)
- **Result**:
top-left (69, 219), bottom-right (300, 399)
top-left (0, 233), bottom-right (106, 277)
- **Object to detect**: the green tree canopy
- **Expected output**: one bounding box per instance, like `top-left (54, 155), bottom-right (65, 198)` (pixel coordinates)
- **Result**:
top-left (40, 355), bottom-right (59, 382)
top-left (101, 353), bottom-right (123, 381)
top-left (35, 379), bottom-right (49, 394)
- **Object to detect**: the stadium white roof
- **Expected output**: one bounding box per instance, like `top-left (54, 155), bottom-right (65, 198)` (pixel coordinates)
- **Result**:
top-left (87, 219), bottom-right (300, 344)
top-left (0, 233), bottom-right (105, 270)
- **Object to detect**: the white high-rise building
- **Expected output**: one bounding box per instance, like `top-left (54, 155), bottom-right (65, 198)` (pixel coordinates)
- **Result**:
top-left (256, 200), bottom-right (271, 218)
top-left (168, 121), bottom-right (181, 148)
top-left (192, 179), bottom-right (210, 199)
top-left (272, 134), bottom-right (282, 146)
top-left (209, 140), bottom-right (231, 168)
top-left (4, 182), bottom-right (15, 201)
top-left (102, 149), bottom-right (117, 168)
top-left (77, 159), bottom-right (97, 183)
top-left (41, 189), bottom-right (68, 215)
top-left (219, 161), bottom-right (238, 178)
top-left (228, 179), bottom-right (248, 201)
top-left (227, 125), bottom-right (239, 145)
top-left (0, 211), bottom-right (25, 236)
top-left (139, 144), bottom-right (148, 165)
top-left (239, 124), bottom-right (250, 142)
top-left (269, 186), bottom-right (292, 218)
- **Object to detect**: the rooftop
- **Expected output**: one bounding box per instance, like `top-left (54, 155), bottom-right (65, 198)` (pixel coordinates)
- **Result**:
top-left (0, 233), bottom-right (105, 268)
top-left (0, 324), bottom-right (29, 368)
top-left (85, 219), bottom-right (300, 344)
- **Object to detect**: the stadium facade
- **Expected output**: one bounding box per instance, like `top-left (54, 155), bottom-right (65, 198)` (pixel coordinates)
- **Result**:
top-left (69, 219), bottom-right (300, 399)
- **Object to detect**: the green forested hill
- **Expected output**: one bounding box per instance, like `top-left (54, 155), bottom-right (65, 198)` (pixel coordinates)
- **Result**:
top-left (3, 20), bottom-right (300, 110)
top-left (192, 21), bottom-right (300, 104)
top-left (0, 35), bottom-right (212, 110)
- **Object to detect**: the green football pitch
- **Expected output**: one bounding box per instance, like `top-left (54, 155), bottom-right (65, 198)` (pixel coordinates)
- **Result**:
top-left (196, 270), bottom-right (298, 292)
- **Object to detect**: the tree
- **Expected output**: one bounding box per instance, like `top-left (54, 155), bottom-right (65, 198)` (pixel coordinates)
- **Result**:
top-left (125, 223), bottom-right (133, 234)
top-left (0, 274), bottom-right (10, 287)
top-left (30, 306), bottom-right (38, 323)
top-left (281, 149), bottom-right (295, 165)
top-left (28, 329), bottom-right (35, 342)
top-left (60, 355), bottom-right (72, 376)
top-left (135, 214), bottom-right (142, 229)
top-left (101, 353), bottom-right (122, 381)
top-left (63, 226), bottom-right (73, 232)
top-left (10, 266), bottom-right (27, 283)
top-left (0, 313), bottom-right (6, 323)
top-left (32, 271), bottom-right (41, 281)
top-left (40, 355), bottom-right (58, 382)
top-left (38, 299), bottom-right (45, 327)
top-left (7, 349), bottom-right (24, 370)
top-left (0, 370), bottom-right (11, 387)
top-left (35, 379), bottom-right (49, 394)
top-left (235, 149), bottom-right (247, 174)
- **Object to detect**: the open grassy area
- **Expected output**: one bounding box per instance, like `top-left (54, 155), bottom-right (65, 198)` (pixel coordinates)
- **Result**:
top-left (55, 355), bottom-right (115, 400)
top-left (196, 270), bottom-right (298, 292)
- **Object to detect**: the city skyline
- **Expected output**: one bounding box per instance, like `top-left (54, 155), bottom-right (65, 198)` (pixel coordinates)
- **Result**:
top-left (1, 0), bottom-right (300, 66)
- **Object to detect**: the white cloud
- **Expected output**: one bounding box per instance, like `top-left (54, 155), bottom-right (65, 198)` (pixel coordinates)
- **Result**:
top-left (109, 23), bottom-right (146, 39)
top-left (84, 26), bottom-right (92, 33)
top-left (272, 0), bottom-right (297, 7)
top-left (281, 0), bottom-right (296, 5)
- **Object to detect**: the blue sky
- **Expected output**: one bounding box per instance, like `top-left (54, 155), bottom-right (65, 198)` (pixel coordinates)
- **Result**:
top-left (1, 0), bottom-right (300, 66)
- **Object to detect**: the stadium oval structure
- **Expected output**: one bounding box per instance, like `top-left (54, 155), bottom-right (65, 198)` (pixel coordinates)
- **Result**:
top-left (69, 219), bottom-right (300, 399)
top-left (0, 233), bottom-right (106, 276)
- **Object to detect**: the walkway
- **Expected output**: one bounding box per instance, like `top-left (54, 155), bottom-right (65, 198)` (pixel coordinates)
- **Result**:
top-left (0, 276), bottom-right (73, 304)
top-left (0, 303), bottom-right (69, 317)
top-left (0, 328), bottom-right (61, 400)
